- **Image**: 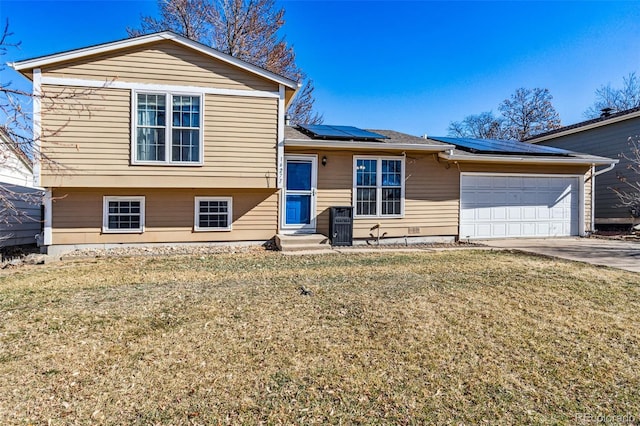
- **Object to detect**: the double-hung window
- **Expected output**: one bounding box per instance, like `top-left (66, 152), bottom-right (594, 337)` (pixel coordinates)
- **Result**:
top-left (354, 157), bottom-right (404, 217)
top-left (103, 196), bottom-right (145, 233)
top-left (194, 197), bottom-right (232, 231)
top-left (134, 92), bottom-right (202, 164)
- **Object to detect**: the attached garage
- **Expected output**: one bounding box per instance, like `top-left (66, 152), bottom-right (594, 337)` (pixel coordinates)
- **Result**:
top-left (460, 173), bottom-right (582, 239)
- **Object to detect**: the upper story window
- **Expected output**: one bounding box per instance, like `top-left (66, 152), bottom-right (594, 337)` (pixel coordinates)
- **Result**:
top-left (133, 92), bottom-right (203, 165)
top-left (353, 156), bottom-right (404, 218)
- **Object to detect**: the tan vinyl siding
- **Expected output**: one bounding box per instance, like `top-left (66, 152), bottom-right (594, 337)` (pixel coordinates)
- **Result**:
top-left (51, 188), bottom-right (277, 245)
top-left (585, 167), bottom-right (593, 231)
top-left (287, 149), bottom-right (460, 238)
top-left (41, 86), bottom-right (278, 188)
top-left (458, 162), bottom-right (590, 175)
top-left (42, 41), bottom-right (278, 92)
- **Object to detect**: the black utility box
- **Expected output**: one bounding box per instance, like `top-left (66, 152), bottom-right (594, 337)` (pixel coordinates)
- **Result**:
top-left (329, 206), bottom-right (354, 246)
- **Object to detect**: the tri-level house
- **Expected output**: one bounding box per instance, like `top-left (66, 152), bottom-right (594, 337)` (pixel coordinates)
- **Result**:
top-left (10, 32), bottom-right (616, 254)
top-left (528, 107), bottom-right (640, 228)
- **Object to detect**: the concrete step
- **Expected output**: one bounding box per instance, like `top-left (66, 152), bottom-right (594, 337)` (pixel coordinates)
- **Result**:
top-left (275, 234), bottom-right (330, 252)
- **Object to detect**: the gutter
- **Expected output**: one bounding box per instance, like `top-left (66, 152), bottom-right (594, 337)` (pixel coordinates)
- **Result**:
top-left (438, 152), bottom-right (618, 166)
top-left (592, 161), bottom-right (617, 177)
top-left (589, 161), bottom-right (618, 233)
top-left (285, 139), bottom-right (455, 152)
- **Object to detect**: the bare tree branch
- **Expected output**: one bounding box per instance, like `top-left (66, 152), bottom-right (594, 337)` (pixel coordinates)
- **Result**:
top-left (610, 135), bottom-right (640, 218)
top-left (129, 0), bottom-right (322, 124)
top-left (585, 72), bottom-right (640, 119)
top-left (448, 88), bottom-right (561, 141)
top-left (1, 21), bottom-right (108, 230)
top-left (499, 88), bottom-right (561, 141)
top-left (447, 111), bottom-right (507, 139)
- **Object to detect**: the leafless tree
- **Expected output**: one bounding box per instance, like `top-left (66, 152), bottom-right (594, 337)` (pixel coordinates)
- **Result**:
top-left (1, 21), bottom-right (98, 245)
top-left (499, 88), bottom-right (562, 141)
top-left (610, 136), bottom-right (640, 219)
top-left (448, 88), bottom-right (561, 141)
top-left (129, 0), bottom-right (322, 124)
top-left (584, 72), bottom-right (640, 119)
top-left (447, 111), bottom-right (507, 139)
top-left (0, 21), bottom-right (41, 244)
top-left (128, 0), bottom-right (212, 43)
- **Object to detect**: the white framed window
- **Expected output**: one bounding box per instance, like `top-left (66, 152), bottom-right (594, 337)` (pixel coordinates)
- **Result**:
top-left (353, 156), bottom-right (404, 218)
top-left (194, 197), bottom-right (232, 231)
top-left (132, 91), bottom-right (203, 165)
top-left (103, 196), bottom-right (145, 233)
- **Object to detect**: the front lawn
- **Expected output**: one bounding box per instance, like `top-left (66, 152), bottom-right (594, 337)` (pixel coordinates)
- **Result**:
top-left (0, 250), bottom-right (638, 424)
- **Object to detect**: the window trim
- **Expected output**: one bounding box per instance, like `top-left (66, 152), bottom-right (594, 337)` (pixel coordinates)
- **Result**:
top-left (131, 90), bottom-right (204, 166)
top-left (102, 196), bottom-right (145, 234)
top-left (352, 156), bottom-right (405, 218)
top-left (194, 196), bottom-right (233, 232)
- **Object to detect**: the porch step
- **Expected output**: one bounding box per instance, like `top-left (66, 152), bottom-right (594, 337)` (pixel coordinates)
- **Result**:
top-left (275, 234), bottom-right (330, 252)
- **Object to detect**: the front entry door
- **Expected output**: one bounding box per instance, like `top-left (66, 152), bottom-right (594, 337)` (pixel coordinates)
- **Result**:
top-left (283, 155), bottom-right (317, 233)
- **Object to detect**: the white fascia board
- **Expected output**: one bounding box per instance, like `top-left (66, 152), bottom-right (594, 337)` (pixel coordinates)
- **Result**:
top-left (439, 152), bottom-right (619, 166)
top-left (528, 110), bottom-right (640, 143)
top-left (285, 139), bottom-right (455, 152)
top-left (10, 31), bottom-right (300, 90)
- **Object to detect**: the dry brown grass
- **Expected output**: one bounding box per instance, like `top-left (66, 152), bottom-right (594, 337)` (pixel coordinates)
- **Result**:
top-left (0, 249), bottom-right (639, 424)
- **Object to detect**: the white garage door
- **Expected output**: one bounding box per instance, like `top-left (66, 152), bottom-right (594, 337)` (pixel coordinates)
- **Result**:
top-left (460, 174), bottom-right (581, 239)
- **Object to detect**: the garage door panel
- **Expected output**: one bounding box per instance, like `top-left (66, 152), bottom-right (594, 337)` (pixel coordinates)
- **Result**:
top-left (507, 223), bottom-right (522, 237)
top-left (493, 207), bottom-right (507, 220)
top-left (492, 223), bottom-right (507, 237)
top-left (460, 175), bottom-right (580, 239)
top-left (508, 207), bottom-right (522, 220)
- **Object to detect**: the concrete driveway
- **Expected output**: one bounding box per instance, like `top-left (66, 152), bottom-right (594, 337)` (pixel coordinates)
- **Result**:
top-left (479, 237), bottom-right (640, 273)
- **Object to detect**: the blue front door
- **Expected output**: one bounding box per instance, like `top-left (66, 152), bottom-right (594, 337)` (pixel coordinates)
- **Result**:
top-left (283, 156), bottom-right (316, 232)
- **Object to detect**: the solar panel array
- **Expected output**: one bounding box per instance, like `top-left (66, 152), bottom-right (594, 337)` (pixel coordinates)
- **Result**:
top-left (429, 136), bottom-right (573, 156)
top-left (298, 124), bottom-right (389, 141)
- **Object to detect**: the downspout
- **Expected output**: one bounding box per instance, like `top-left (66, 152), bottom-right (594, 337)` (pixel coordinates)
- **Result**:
top-left (589, 162), bottom-right (617, 233)
top-left (590, 165), bottom-right (595, 234)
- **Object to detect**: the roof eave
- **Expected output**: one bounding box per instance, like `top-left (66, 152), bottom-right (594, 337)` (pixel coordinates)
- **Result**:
top-left (438, 152), bottom-right (618, 166)
top-left (9, 31), bottom-right (299, 90)
top-left (285, 139), bottom-right (455, 152)
top-left (528, 109), bottom-right (640, 143)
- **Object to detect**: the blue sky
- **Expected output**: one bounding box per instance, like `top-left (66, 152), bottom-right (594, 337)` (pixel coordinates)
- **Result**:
top-left (2, 0), bottom-right (640, 136)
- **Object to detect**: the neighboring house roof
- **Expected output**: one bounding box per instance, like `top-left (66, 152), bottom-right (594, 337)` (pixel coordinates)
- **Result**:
top-left (9, 31), bottom-right (300, 91)
top-left (428, 136), bottom-right (616, 166)
top-left (0, 129), bottom-right (32, 171)
top-left (285, 126), bottom-right (454, 151)
top-left (526, 106), bottom-right (640, 143)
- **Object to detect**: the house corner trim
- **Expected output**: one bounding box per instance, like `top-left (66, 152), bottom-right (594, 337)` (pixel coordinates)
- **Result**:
top-left (32, 68), bottom-right (42, 187)
top-left (277, 84), bottom-right (285, 189)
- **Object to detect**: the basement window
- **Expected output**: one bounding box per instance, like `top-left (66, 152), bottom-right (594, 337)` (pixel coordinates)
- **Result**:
top-left (103, 196), bottom-right (145, 233)
top-left (194, 197), bottom-right (232, 231)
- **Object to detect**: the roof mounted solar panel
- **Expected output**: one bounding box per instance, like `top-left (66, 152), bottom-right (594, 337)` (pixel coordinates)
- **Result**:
top-left (429, 136), bottom-right (574, 156)
top-left (298, 124), bottom-right (389, 140)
